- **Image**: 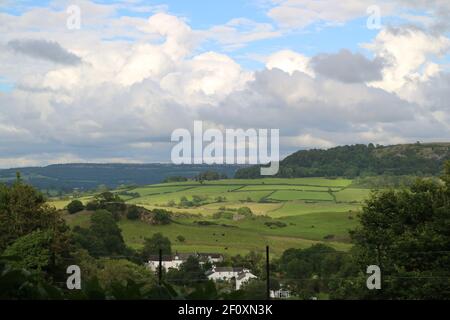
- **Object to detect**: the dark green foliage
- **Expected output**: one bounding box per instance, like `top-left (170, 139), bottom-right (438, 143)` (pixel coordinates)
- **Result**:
top-left (0, 180), bottom-right (68, 252)
top-left (166, 256), bottom-right (207, 286)
top-left (90, 210), bottom-right (126, 255)
top-left (163, 176), bottom-right (188, 183)
top-left (126, 205), bottom-right (140, 220)
top-left (238, 280), bottom-right (267, 300)
top-left (151, 209), bottom-right (171, 225)
top-left (72, 227), bottom-right (106, 257)
top-left (196, 171), bottom-right (227, 181)
top-left (0, 164), bottom-right (241, 191)
top-left (142, 233), bottom-right (172, 258)
top-left (330, 161), bottom-right (450, 299)
top-left (186, 281), bottom-right (218, 300)
top-left (73, 210), bottom-right (126, 257)
top-left (67, 200), bottom-right (84, 214)
top-left (237, 207), bottom-right (253, 217)
top-left (236, 143), bottom-right (450, 178)
top-left (85, 200), bottom-right (99, 211)
top-left (0, 179), bottom-right (73, 284)
top-left (0, 257), bottom-right (65, 300)
top-left (275, 244), bottom-right (345, 297)
top-left (3, 231), bottom-right (53, 271)
top-left (264, 221), bottom-right (287, 229)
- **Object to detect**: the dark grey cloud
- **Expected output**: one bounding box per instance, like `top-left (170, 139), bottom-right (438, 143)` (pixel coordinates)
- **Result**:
top-left (311, 49), bottom-right (385, 83)
top-left (8, 39), bottom-right (82, 65)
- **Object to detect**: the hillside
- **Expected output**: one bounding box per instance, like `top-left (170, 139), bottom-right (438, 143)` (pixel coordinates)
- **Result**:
top-left (0, 163), bottom-right (243, 192)
top-left (58, 177), bottom-right (360, 256)
top-left (235, 142), bottom-right (450, 179)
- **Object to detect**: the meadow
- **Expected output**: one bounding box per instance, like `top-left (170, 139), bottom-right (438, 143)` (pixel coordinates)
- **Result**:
top-left (57, 177), bottom-right (372, 257)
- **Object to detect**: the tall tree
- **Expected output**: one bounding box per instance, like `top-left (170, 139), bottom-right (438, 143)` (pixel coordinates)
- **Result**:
top-left (142, 233), bottom-right (172, 259)
top-left (90, 210), bottom-right (126, 256)
top-left (333, 161), bottom-right (450, 299)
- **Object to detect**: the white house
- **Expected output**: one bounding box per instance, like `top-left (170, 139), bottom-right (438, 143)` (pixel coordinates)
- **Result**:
top-left (206, 267), bottom-right (257, 290)
top-left (147, 252), bottom-right (224, 272)
top-left (236, 271), bottom-right (257, 290)
top-left (270, 289), bottom-right (291, 299)
top-left (147, 255), bottom-right (184, 271)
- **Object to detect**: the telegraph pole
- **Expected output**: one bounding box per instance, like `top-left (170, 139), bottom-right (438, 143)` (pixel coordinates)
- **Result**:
top-left (159, 248), bottom-right (162, 286)
top-left (266, 245), bottom-right (270, 300)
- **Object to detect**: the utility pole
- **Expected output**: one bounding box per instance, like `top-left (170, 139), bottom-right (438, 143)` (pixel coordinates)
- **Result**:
top-left (266, 245), bottom-right (270, 300)
top-left (159, 248), bottom-right (162, 286)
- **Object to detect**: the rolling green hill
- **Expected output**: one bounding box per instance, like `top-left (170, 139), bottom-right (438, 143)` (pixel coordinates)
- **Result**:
top-left (235, 142), bottom-right (450, 179)
top-left (59, 177), bottom-right (367, 256)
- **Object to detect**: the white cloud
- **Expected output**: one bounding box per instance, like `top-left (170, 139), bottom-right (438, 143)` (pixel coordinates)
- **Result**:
top-left (363, 27), bottom-right (450, 98)
top-left (265, 50), bottom-right (314, 77)
top-left (0, 2), bottom-right (450, 167)
top-left (267, 0), bottom-right (392, 29)
top-left (206, 18), bottom-right (282, 50)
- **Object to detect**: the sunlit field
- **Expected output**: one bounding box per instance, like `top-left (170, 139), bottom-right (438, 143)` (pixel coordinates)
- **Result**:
top-left (59, 177), bottom-right (368, 256)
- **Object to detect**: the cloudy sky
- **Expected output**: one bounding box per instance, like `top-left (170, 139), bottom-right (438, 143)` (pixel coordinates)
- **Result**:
top-left (1, 0), bottom-right (450, 168)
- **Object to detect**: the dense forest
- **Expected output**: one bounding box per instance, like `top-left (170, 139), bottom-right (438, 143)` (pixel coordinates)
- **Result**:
top-left (0, 164), bottom-right (242, 192)
top-left (235, 143), bottom-right (450, 179)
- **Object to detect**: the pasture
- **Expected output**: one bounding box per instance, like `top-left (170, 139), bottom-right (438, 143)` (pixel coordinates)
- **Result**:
top-left (58, 177), bottom-right (374, 256)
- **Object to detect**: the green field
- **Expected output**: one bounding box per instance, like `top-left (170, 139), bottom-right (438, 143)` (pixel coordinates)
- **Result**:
top-left (58, 177), bottom-right (374, 257)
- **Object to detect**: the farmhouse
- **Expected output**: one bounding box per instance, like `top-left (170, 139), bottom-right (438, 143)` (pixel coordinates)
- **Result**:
top-left (147, 252), bottom-right (224, 271)
top-left (206, 267), bottom-right (257, 290)
top-left (270, 289), bottom-right (291, 299)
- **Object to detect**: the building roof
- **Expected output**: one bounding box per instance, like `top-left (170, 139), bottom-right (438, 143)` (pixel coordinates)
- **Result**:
top-left (198, 253), bottom-right (223, 259)
top-left (148, 255), bottom-right (176, 262)
top-left (237, 271), bottom-right (256, 280)
top-left (208, 267), bottom-right (244, 273)
top-left (148, 252), bottom-right (224, 262)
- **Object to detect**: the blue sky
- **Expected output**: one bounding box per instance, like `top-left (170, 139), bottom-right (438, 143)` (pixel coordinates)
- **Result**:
top-left (1, 0), bottom-right (387, 70)
top-left (1, 0), bottom-right (450, 167)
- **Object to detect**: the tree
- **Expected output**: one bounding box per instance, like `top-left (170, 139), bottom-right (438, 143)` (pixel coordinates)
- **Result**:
top-left (72, 226), bottom-right (106, 257)
top-left (237, 207), bottom-right (253, 217)
top-left (3, 230), bottom-right (53, 271)
top-left (166, 256), bottom-right (207, 286)
top-left (177, 235), bottom-right (186, 243)
top-left (126, 205), bottom-right (140, 220)
top-left (239, 280), bottom-right (267, 300)
top-left (90, 210), bottom-right (126, 256)
top-left (335, 161), bottom-right (450, 299)
top-left (67, 200), bottom-right (84, 214)
top-left (142, 233), bottom-right (172, 258)
top-left (96, 259), bottom-right (156, 294)
top-left (0, 179), bottom-right (71, 261)
top-left (152, 209), bottom-right (171, 225)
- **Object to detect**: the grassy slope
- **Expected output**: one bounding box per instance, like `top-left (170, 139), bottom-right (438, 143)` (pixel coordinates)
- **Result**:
top-left (59, 177), bottom-right (369, 256)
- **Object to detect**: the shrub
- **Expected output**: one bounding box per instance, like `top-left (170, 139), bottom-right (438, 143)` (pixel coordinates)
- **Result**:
top-left (237, 207), bottom-right (253, 217)
top-left (67, 200), bottom-right (84, 214)
top-left (264, 221), bottom-right (287, 229)
top-left (86, 200), bottom-right (99, 211)
top-left (126, 205), bottom-right (140, 220)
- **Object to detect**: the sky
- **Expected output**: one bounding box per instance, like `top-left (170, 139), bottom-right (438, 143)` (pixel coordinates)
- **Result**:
top-left (1, 0), bottom-right (450, 168)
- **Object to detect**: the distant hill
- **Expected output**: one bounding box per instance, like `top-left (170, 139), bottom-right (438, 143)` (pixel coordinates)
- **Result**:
top-left (235, 142), bottom-right (450, 179)
top-left (0, 163), bottom-right (243, 192)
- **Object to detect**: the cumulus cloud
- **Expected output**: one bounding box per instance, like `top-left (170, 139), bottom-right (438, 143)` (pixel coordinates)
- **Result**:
top-left (267, 0), bottom-right (392, 29)
top-left (363, 26), bottom-right (450, 96)
top-left (0, 2), bottom-right (450, 167)
top-left (311, 49), bottom-right (385, 83)
top-left (8, 39), bottom-right (82, 65)
top-left (265, 50), bottom-right (314, 77)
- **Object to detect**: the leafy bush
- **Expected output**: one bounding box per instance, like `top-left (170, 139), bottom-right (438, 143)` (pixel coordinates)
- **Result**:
top-left (126, 205), bottom-right (140, 220)
top-left (67, 200), bottom-right (84, 214)
top-left (264, 221), bottom-right (287, 229)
